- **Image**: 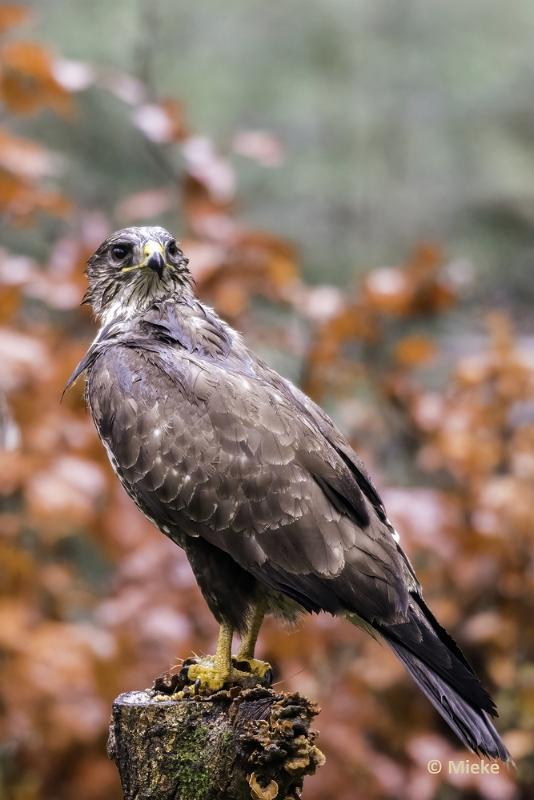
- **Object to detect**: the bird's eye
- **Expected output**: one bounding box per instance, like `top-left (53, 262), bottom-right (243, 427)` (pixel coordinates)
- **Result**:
top-left (167, 240), bottom-right (179, 257)
top-left (111, 243), bottom-right (131, 260)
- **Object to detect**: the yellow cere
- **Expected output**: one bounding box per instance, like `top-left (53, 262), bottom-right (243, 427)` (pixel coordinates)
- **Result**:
top-left (121, 240), bottom-right (166, 273)
top-left (143, 240), bottom-right (164, 260)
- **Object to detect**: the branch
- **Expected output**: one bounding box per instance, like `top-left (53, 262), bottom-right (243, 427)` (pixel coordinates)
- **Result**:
top-left (107, 678), bottom-right (325, 800)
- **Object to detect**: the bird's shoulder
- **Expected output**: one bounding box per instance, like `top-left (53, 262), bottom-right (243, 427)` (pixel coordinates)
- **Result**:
top-left (75, 298), bottom-right (395, 535)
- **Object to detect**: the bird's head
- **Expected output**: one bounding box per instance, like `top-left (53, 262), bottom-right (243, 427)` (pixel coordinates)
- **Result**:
top-left (84, 226), bottom-right (191, 323)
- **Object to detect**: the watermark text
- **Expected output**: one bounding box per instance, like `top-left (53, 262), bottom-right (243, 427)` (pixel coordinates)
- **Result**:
top-left (427, 759), bottom-right (500, 775)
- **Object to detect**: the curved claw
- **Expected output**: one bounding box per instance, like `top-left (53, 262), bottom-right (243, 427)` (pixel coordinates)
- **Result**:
top-left (232, 656), bottom-right (273, 685)
top-left (184, 660), bottom-right (228, 692)
top-left (177, 655), bottom-right (271, 694)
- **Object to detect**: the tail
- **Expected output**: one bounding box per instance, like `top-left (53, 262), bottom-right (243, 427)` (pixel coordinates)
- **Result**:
top-left (375, 594), bottom-right (510, 760)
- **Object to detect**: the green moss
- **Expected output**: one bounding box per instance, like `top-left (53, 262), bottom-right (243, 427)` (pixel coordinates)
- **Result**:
top-left (172, 719), bottom-right (215, 800)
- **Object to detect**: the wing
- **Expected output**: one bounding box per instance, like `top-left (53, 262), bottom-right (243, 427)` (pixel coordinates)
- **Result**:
top-left (87, 339), bottom-right (415, 625)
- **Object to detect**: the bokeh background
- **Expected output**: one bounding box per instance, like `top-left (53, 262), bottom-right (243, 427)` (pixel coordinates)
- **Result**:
top-left (1, 1), bottom-right (533, 798)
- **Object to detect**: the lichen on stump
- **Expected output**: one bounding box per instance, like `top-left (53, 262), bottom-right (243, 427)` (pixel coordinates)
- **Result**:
top-left (108, 678), bottom-right (325, 800)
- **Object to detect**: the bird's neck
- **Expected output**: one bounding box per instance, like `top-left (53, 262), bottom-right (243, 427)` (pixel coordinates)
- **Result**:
top-left (96, 295), bottom-right (240, 361)
top-left (97, 284), bottom-right (194, 329)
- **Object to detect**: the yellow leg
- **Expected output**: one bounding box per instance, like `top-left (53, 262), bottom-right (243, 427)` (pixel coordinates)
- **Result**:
top-left (213, 620), bottom-right (234, 676)
top-left (237, 598), bottom-right (267, 660)
top-left (234, 598), bottom-right (271, 680)
top-left (186, 622), bottom-right (234, 691)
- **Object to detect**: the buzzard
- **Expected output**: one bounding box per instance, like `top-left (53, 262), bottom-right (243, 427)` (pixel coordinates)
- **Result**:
top-left (68, 225), bottom-right (509, 760)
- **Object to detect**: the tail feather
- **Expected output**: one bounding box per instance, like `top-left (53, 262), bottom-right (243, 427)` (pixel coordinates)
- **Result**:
top-left (385, 636), bottom-right (510, 760)
top-left (375, 596), bottom-right (510, 761)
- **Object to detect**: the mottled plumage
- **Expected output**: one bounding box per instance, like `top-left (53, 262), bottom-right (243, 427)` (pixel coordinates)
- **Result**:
top-left (68, 226), bottom-right (509, 760)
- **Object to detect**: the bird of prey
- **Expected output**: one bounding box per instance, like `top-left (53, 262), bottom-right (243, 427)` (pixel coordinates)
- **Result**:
top-left (68, 225), bottom-right (509, 760)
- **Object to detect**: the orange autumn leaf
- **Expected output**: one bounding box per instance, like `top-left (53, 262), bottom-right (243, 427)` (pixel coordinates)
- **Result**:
top-left (405, 242), bottom-right (443, 279)
top-left (212, 279), bottom-right (248, 319)
top-left (362, 266), bottom-right (413, 315)
top-left (0, 4), bottom-right (29, 33)
top-left (0, 169), bottom-right (71, 220)
top-left (394, 335), bottom-right (436, 367)
top-left (0, 40), bottom-right (72, 115)
top-left (267, 253), bottom-right (299, 290)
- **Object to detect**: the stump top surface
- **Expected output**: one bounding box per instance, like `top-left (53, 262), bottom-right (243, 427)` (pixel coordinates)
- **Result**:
top-left (115, 690), bottom-right (155, 706)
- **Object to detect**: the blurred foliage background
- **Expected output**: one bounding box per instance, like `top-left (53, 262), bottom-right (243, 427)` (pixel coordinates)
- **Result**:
top-left (0, 2), bottom-right (533, 799)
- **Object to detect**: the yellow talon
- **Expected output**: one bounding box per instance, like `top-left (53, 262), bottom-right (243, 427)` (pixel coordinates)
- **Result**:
top-left (181, 620), bottom-right (272, 694)
top-left (183, 657), bottom-right (258, 692)
top-left (184, 656), bottom-right (272, 693)
top-left (232, 656), bottom-right (272, 680)
top-left (186, 660), bottom-right (229, 692)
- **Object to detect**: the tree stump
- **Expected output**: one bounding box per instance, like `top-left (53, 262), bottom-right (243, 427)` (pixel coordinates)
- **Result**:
top-left (107, 678), bottom-right (325, 800)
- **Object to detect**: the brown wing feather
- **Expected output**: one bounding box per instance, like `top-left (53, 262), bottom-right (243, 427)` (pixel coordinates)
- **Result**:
top-left (87, 333), bottom-right (411, 625)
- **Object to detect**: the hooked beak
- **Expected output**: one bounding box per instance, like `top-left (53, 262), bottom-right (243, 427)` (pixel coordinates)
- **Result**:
top-left (143, 241), bottom-right (165, 278)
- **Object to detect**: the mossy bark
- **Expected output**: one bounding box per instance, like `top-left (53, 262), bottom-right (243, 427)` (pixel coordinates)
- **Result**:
top-left (108, 684), bottom-right (325, 800)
